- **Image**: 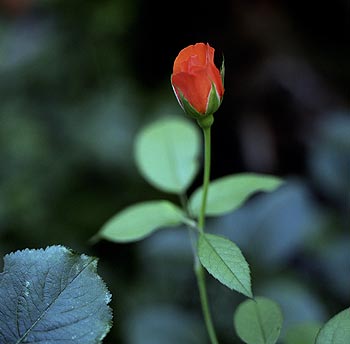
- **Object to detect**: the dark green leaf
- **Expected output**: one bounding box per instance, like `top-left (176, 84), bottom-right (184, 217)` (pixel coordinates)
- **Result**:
top-left (234, 297), bottom-right (283, 344)
top-left (0, 245), bottom-right (112, 344)
top-left (197, 233), bottom-right (252, 298)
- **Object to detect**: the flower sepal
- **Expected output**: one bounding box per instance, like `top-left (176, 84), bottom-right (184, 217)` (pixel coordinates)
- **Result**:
top-left (176, 81), bottom-right (222, 121)
top-left (205, 82), bottom-right (222, 116)
top-left (177, 91), bottom-right (206, 120)
top-left (220, 56), bottom-right (225, 87)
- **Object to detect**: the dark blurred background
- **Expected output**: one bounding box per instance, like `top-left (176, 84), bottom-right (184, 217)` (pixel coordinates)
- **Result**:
top-left (0, 0), bottom-right (349, 343)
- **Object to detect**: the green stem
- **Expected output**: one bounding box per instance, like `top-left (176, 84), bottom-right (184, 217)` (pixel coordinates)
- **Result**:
top-left (198, 125), bottom-right (211, 232)
top-left (196, 121), bottom-right (219, 344)
top-left (195, 259), bottom-right (219, 344)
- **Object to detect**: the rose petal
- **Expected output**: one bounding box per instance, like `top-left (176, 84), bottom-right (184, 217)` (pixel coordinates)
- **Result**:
top-left (172, 70), bottom-right (211, 114)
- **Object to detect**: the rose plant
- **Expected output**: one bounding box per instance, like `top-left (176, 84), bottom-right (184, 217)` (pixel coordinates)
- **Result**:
top-left (1, 42), bottom-right (349, 344)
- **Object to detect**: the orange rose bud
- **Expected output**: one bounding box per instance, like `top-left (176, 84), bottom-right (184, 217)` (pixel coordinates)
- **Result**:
top-left (171, 43), bottom-right (224, 119)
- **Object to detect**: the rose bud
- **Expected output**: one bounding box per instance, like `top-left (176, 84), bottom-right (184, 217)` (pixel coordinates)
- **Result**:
top-left (171, 42), bottom-right (224, 120)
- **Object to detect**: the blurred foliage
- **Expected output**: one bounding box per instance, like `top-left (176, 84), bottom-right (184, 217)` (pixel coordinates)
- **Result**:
top-left (0, 0), bottom-right (349, 343)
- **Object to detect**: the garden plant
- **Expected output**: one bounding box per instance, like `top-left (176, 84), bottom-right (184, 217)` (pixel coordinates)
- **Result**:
top-left (0, 42), bottom-right (349, 344)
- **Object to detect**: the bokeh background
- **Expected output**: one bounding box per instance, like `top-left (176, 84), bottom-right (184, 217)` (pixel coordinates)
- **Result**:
top-left (1, 0), bottom-right (349, 343)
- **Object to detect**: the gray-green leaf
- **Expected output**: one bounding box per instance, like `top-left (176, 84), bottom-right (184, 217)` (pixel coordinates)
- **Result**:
top-left (97, 200), bottom-right (185, 243)
top-left (0, 245), bottom-right (112, 344)
top-left (197, 233), bottom-right (252, 298)
top-left (234, 297), bottom-right (283, 344)
top-left (134, 116), bottom-right (201, 194)
top-left (315, 308), bottom-right (350, 344)
top-left (189, 173), bottom-right (284, 217)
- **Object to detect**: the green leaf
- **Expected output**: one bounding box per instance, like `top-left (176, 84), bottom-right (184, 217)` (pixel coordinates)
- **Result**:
top-left (0, 245), bottom-right (112, 344)
top-left (197, 233), bottom-right (252, 298)
top-left (234, 297), bottom-right (283, 344)
top-left (134, 116), bottom-right (201, 194)
top-left (285, 323), bottom-right (322, 344)
top-left (97, 200), bottom-right (185, 243)
top-left (189, 173), bottom-right (284, 217)
top-left (315, 308), bottom-right (350, 344)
